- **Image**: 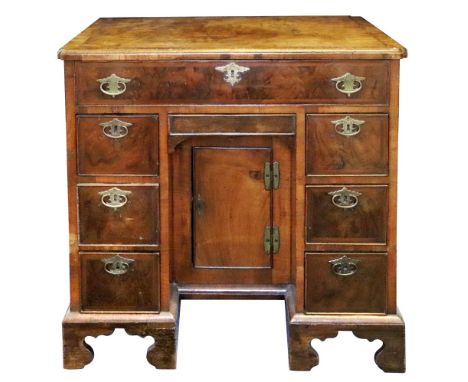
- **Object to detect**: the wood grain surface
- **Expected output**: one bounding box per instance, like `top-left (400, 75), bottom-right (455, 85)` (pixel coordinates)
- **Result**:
top-left (306, 185), bottom-right (388, 244)
top-left (78, 184), bottom-right (159, 246)
top-left (77, 115), bottom-right (159, 176)
top-left (58, 16), bottom-right (406, 61)
top-left (306, 114), bottom-right (388, 176)
top-left (75, 60), bottom-right (389, 105)
top-left (81, 252), bottom-right (160, 312)
top-left (304, 252), bottom-right (387, 313)
top-left (193, 146), bottom-right (272, 269)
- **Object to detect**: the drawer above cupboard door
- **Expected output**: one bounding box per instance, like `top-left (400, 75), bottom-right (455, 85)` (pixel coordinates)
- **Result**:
top-left (75, 60), bottom-right (388, 105)
top-left (81, 252), bottom-right (160, 312)
top-left (77, 115), bottom-right (159, 176)
top-left (305, 252), bottom-right (387, 314)
top-left (306, 185), bottom-right (387, 244)
top-left (306, 114), bottom-right (388, 176)
top-left (78, 184), bottom-right (159, 246)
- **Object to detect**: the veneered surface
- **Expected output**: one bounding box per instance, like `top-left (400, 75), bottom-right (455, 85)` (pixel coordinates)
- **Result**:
top-left (58, 16), bottom-right (407, 60)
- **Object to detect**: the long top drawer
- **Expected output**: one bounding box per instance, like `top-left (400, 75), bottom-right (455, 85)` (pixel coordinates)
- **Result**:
top-left (75, 60), bottom-right (389, 105)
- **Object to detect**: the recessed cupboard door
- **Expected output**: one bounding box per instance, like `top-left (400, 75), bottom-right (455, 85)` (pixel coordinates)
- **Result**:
top-left (172, 135), bottom-right (291, 285)
top-left (192, 147), bottom-right (272, 269)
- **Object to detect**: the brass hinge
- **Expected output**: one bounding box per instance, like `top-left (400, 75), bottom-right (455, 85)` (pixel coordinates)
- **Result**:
top-left (264, 226), bottom-right (280, 255)
top-left (264, 161), bottom-right (280, 190)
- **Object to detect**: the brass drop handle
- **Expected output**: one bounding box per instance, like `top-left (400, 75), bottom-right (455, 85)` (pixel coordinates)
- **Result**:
top-left (97, 73), bottom-right (131, 97)
top-left (329, 255), bottom-right (360, 276)
top-left (328, 187), bottom-right (362, 209)
top-left (99, 187), bottom-right (132, 210)
top-left (215, 62), bottom-right (250, 86)
top-left (331, 116), bottom-right (365, 137)
top-left (331, 72), bottom-right (366, 97)
top-left (100, 118), bottom-right (132, 139)
top-left (102, 255), bottom-right (134, 275)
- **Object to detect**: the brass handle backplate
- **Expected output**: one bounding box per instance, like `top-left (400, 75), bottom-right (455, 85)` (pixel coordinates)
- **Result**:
top-left (98, 187), bottom-right (132, 210)
top-left (328, 187), bottom-right (362, 209)
top-left (100, 118), bottom-right (132, 139)
top-left (215, 62), bottom-right (250, 86)
top-left (331, 116), bottom-right (365, 136)
top-left (97, 73), bottom-right (131, 97)
top-left (329, 255), bottom-right (360, 276)
top-left (331, 72), bottom-right (366, 97)
top-left (102, 255), bottom-right (134, 275)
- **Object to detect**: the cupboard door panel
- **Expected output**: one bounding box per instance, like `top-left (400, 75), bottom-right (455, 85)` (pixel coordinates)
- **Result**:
top-left (172, 135), bottom-right (291, 285)
top-left (193, 147), bottom-right (272, 268)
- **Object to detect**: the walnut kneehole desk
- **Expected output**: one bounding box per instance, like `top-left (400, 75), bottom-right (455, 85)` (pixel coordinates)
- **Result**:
top-left (58, 16), bottom-right (407, 372)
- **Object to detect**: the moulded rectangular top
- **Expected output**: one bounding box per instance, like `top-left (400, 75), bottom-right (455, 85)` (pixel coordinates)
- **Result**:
top-left (58, 16), bottom-right (407, 61)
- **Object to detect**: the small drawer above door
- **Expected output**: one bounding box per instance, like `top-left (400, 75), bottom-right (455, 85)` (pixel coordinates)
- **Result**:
top-left (77, 115), bottom-right (159, 176)
top-left (306, 185), bottom-right (387, 244)
top-left (169, 114), bottom-right (295, 135)
top-left (81, 252), bottom-right (160, 312)
top-left (306, 114), bottom-right (388, 176)
top-left (78, 184), bottom-right (159, 246)
top-left (305, 252), bottom-right (387, 314)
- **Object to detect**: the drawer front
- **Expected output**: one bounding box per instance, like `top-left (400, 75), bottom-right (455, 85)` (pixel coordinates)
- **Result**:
top-left (306, 185), bottom-right (387, 244)
top-left (81, 252), bottom-right (160, 312)
top-left (169, 114), bottom-right (295, 135)
top-left (306, 114), bottom-right (388, 176)
top-left (77, 115), bottom-right (159, 176)
top-left (305, 252), bottom-right (387, 314)
top-left (75, 60), bottom-right (388, 105)
top-left (78, 184), bottom-right (159, 245)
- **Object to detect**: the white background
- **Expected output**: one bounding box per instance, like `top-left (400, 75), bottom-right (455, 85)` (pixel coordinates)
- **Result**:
top-left (0, 0), bottom-right (466, 380)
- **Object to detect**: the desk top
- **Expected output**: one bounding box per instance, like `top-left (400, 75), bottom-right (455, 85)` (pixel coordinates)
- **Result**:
top-left (58, 16), bottom-right (407, 61)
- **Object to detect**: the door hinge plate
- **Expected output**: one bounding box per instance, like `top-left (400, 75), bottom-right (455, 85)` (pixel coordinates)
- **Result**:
top-left (264, 225), bottom-right (280, 255)
top-left (264, 161), bottom-right (280, 190)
